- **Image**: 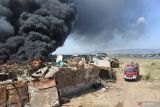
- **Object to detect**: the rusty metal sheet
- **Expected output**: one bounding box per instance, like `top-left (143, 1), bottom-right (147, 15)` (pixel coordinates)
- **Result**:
top-left (29, 79), bottom-right (56, 90)
top-left (0, 86), bottom-right (7, 107)
top-left (7, 87), bottom-right (21, 107)
top-left (28, 79), bottom-right (59, 107)
top-left (17, 86), bottom-right (29, 100)
top-left (29, 86), bottom-right (59, 107)
top-left (7, 84), bottom-right (29, 107)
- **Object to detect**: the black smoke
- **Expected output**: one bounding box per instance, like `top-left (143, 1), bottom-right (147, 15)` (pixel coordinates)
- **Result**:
top-left (74, 0), bottom-right (146, 47)
top-left (0, 0), bottom-right (76, 64)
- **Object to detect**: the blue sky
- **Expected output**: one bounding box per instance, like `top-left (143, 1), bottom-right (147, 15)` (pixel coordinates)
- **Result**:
top-left (55, 0), bottom-right (160, 54)
top-left (139, 0), bottom-right (160, 49)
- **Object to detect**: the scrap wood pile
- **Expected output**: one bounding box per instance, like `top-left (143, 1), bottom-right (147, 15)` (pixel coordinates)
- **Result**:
top-left (0, 63), bottom-right (32, 76)
top-left (0, 57), bottom-right (91, 82)
top-left (0, 60), bottom-right (46, 81)
top-left (32, 57), bottom-right (97, 80)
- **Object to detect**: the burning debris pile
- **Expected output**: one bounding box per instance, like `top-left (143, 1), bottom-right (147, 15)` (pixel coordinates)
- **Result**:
top-left (0, 56), bottom-right (100, 107)
top-left (0, 0), bottom-right (76, 64)
top-left (0, 59), bottom-right (45, 81)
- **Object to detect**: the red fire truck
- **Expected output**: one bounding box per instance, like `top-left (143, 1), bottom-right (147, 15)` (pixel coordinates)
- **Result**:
top-left (124, 62), bottom-right (140, 80)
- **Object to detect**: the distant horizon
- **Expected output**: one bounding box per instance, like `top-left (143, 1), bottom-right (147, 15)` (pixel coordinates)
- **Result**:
top-left (53, 48), bottom-right (160, 55)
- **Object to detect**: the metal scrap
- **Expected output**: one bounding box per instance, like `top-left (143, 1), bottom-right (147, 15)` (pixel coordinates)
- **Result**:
top-left (0, 86), bottom-right (7, 107)
top-left (29, 79), bottom-right (56, 90)
top-left (0, 72), bottom-right (17, 81)
top-left (0, 82), bottom-right (29, 107)
top-left (7, 86), bottom-right (28, 107)
top-left (28, 79), bottom-right (59, 107)
top-left (0, 79), bottom-right (59, 107)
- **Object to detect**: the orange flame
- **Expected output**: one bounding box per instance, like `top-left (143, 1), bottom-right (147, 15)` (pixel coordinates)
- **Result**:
top-left (30, 59), bottom-right (43, 66)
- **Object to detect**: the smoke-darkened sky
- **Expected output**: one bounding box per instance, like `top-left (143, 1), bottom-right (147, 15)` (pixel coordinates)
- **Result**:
top-left (55, 0), bottom-right (160, 54)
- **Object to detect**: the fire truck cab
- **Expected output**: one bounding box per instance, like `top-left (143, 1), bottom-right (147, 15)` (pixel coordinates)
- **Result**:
top-left (124, 62), bottom-right (140, 80)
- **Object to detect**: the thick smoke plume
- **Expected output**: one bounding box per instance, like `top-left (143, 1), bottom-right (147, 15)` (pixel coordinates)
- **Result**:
top-left (0, 0), bottom-right (76, 63)
top-left (74, 0), bottom-right (146, 48)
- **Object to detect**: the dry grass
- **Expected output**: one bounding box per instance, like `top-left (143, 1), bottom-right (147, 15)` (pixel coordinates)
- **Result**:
top-left (144, 72), bottom-right (151, 81)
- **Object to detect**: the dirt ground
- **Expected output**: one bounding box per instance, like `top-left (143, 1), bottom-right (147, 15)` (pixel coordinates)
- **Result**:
top-left (62, 58), bottom-right (160, 107)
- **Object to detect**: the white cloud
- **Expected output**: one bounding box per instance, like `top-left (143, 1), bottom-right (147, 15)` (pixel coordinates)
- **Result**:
top-left (137, 17), bottom-right (145, 24)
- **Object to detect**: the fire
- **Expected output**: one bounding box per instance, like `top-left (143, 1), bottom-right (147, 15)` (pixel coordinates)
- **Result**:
top-left (30, 59), bottom-right (43, 67)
